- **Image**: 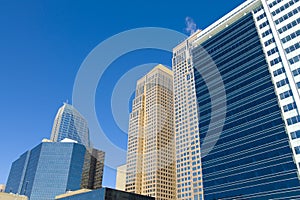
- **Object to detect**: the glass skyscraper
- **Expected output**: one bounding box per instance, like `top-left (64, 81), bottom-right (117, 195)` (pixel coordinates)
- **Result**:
top-left (173, 0), bottom-right (300, 199)
top-left (5, 141), bottom-right (105, 200)
top-left (50, 103), bottom-right (91, 148)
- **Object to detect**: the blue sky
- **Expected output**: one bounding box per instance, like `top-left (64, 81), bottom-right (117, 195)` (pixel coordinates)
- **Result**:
top-left (0, 0), bottom-right (244, 188)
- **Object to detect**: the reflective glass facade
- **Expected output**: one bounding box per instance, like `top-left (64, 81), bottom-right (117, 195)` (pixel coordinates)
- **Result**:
top-left (5, 142), bottom-right (104, 200)
top-left (193, 12), bottom-right (300, 199)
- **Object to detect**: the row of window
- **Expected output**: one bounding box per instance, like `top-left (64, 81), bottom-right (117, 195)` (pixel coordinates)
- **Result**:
top-left (291, 130), bottom-right (300, 139)
top-left (275, 6), bottom-right (300, 25)
top-left (270, 57), bottom-right (282, 66)
top-left (269, 0), bottom-right (283, 8)
top-left (265, 38), bottom-right (275, 48)
top-left (283, 102), bottom-right (297, 112)
top-left (281, 30), bottom-right (300, 44)
top-left (278, 17), bottom-right (300, 34)
top-left (292, 67), bottom-right (300, 76)
top-left (254, 6), bottom-right (263, 14)
top-left (259, 21), bottom-right (269, 29)
top-left (257, 13), bottom-right (266, 21)
top-left (273, 67), bottom-right (285, 76)
top-left (267, 47), bottom-right (278, 56)
top-left (276, 78), bottom-right (289, 88)
top-left (287, 115), bottom-right (300, 125)
top-left (289, 54), bottom-right (300, 65)
top-left (285, 42), bottom-right (300, 54)
top-left (271, 0), bottom-right (299, 17)
top-left (262, 29), bottom-right (272, 37)
top-left (280, 90), bottom-right (293, 100)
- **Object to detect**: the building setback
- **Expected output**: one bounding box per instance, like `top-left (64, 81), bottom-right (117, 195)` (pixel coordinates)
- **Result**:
top-left (173, 0), bottom-right (300, 199)
top-left (125, 64), bottom-right (176, 199)
top-left (5, 140), bottom-right (104, 200)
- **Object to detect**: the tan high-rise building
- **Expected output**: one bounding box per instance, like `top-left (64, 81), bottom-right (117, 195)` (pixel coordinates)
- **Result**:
top-left (125, 64), bottom-right (176, 200)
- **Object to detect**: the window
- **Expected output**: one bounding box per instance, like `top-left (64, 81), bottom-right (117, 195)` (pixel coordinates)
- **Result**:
top-left (289, 55), bottom-right (300, 65)
top-left (276, 78), bottom-right (289, 88)
top-left (278, 18), bottom-right (300, 34)
top-left (254, 6), bottom-right (263, 13)
top-left (272, 0), bottom-right (300, 17)
top-left (270, 57), bottom-right (282, 66)
top-left (267, 47), bottom-right (278, 56)
top-left (283, 102), bottom-right (297, 112)
top-left (285, 42), bottom-right (300, 54)
top-left (273, 67), bottom-right (285, 76)
top-left (295, 146), bottom-right (300, 154)
top-left (292, 68), bottom-right (300, 76)
top-left (275, 6), bottom-right (300, 25)
top-left (257, 13), bottom-right (266, 21)
top-left (291, 130), bottom-right (300, 139)
top-left (262, 29), bottom-right (272, 37)
top-left (269, 0), bottom-right (283, 8)
top-left (265, 38), bottom-right (275, 47)
top-left (259, 21), bottom-right (269, 29)
top-left (281, 30), bottom-right (300, 44)
top-left (279, 90), bottom-right (293, 100)
top-left (287, 115), bottom-right (300, 125)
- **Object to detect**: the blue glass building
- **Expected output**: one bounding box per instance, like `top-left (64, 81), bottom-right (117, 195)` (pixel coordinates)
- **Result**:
top-left (192, 9), bottom-right (300, 200)
top-left (5, 141), bottom-right (104, 200)
top-left (50, 103), bottom-right (90, 148)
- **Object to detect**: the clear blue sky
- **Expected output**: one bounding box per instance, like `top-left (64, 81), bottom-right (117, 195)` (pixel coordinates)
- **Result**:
top-left (0, 0), bottom-right (244, 188)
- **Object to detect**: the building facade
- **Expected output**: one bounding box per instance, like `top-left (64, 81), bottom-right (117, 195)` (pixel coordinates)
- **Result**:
top-left (5, 141), bottom-right (104, 200)
top-left (50, 103), bottom-right (91, 148)
top-left (116, 164), bottom-right (126, 191)
top-left (173, 0), bottom-right (300, 199)
top-left (55, 187), bottom-right (155, 200)
top-left (125, 64), bottom-right (176, 199)
top-left (172, 31), bottom-right (204, 200)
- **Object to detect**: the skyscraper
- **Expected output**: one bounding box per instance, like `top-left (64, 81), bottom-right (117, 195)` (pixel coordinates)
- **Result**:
top-left (125, 64), bottom-right (176, 200)
top-left (173, 31), bottom-right (204, 200)
top-left (5, 140), bottom-right (105, 200)
top-left (173, 0), bottom-right (300, 199)
top-left (50, 103), bottom-right (91, 148)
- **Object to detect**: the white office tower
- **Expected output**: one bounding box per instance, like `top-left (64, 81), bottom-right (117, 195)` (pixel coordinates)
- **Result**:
top-left (50, 103), bottom-right (91, 148)
top-left (125, 64), bottom-right (176, 200)
top-left (252, 0), bottom-right (300, 174)
top-left (172, 31), bottom-right (204, 200)
top-left (173, 0), bottom-right (300, 199)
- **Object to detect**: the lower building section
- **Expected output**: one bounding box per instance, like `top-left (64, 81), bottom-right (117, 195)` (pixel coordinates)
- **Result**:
top-left (55, 187), bottom-right (155, 200)
top-left (0, 193), bottom-right (28, 200)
